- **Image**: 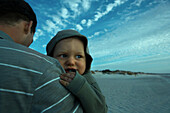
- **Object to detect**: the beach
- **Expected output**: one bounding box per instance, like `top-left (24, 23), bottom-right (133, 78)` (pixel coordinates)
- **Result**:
top-left (94, 73), bottom-right (170, 113)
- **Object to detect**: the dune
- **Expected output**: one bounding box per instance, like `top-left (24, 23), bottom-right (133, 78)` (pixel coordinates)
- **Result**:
top-left (93, 73), bottom-right (170, 113)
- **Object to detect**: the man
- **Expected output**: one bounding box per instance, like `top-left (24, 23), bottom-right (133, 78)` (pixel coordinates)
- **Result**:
top-left (0, 0), bottom-right (83, 112)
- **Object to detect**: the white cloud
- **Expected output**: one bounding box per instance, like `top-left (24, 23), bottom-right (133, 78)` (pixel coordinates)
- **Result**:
top-left (136, 0), bottom-right (145, 6)
top-left (33, 29), bottom-right (44, 41)
top-left (42, 20), bottom-right (61, 35)
top-left (63, 0), bottom-right (92, 18)
top-left (94, 31), bottom-right (100, 36)
top-left (63, 0), bottom-right (81, 18)
top-left (104, 29), bottom-right (108, 32)
top-left (131, 0), bottom-right (145, 7)
top-left (106, 3), bottom-right (115, 12)
top-left (90, 3), bottom-right (170, 72)
top-left (42, 44), bottom-right (46, 48)
top-left (81, 19), bottom-right (87, 25)
top-left (76, 24), bottom-right (83, 31)
top-left (69, 2), bottom-right (79, 12)
top-left (88, 30), bottom-right (104, 39)
top-left (136, 0), bottom-right (144, 6)
top-left (88, 1), bottom-right (127, 27)
top-left (87, 19), bottom-right (93, 27)
top-left (82, 0), bottom-right (91, 11)
top-left (60, 7), bottom-right (69, 19)
top-left (43, 20), bottom-right (55, 33)
top-left (94, 12), bottom-right (103, 21)
top-left (33, 36), bottom-right (38, 42)
top-left (88, 35), bottom-right (94, 39)
top-left (114, 0), bottom-right (122, 6)
top-left (50, 15), bottom-right (66, 27)
top-left (94, 3), bottom-right (115, 21)
top-left (65, 0), bottom-right (91, 11)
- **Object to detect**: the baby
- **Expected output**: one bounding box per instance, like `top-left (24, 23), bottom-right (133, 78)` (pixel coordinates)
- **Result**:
top-left (46, 29), bottom-right (107, 113)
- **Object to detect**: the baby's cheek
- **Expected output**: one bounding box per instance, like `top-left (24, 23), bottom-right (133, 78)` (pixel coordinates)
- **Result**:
top-left (58, 60), bottom-right (65, 68)
top-left (79, 67), bottom-right (85, 75)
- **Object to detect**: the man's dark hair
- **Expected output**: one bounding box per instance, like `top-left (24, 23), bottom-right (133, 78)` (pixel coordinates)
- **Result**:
top-left (0, 0), bottom-right (37, 33)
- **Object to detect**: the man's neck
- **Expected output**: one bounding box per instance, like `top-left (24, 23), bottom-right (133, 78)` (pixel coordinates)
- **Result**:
top-left (0, 24), bottom-right (22, 44)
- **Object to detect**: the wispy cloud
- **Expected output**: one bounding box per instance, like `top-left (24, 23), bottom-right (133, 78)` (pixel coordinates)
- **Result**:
top-left (50, 15), bottom-right (66, 27)
top-left (87, 19), bottom-right (93, 27)
top-left (131, 0), bottom-right (145, 7)
top-left (94, 3), bottom-right (115, 22)
top-left (42, 20), bottom-right (60, 35)
top-left (76, 24), bottom-right (83, 31)
top-left (28, 0), bottom-right (170, 73)
top-left (59, 7), bottom-right (69, 19)
top-left (40, 0), bottom-right (96, 33)
top-left (90, 2), bottom-right (170, 72)
top-left (88, 31), bottom-right (103, 38)
top-left (94, 0), bottom-right (126, 21)
top-left (82, 0), bottom-right (91, 11)
top-left (63, 0), bottom-right (92, 18)
top-left (83, 0), bottom-right (127, 28)
top-left (81, 19), bottom-right (87, 25)
top-left (33, 29), bottom-right (44, 41)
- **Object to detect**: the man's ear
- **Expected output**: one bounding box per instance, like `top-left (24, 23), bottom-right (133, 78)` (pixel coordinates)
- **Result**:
top-left (24, 21), bottom-right (33, 34)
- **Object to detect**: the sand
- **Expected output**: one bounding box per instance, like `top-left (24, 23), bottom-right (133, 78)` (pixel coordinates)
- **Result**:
top-left (94, 73), bottom-right (170, 113)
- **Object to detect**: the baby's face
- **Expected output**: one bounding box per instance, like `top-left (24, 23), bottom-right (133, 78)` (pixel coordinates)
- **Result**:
top-left (53, 37), bottom-right (86, 75)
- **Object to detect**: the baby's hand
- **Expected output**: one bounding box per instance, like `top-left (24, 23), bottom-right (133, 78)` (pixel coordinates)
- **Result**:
top-left (60, 72), bottom-right (75, 86)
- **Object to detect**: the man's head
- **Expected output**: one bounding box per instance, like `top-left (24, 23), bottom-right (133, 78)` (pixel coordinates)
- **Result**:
top-left (0, 0), bottom-right (37, 46)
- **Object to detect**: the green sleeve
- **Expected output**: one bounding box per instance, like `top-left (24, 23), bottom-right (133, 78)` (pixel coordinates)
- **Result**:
top-left (66, 71), bottom-right (108, 113)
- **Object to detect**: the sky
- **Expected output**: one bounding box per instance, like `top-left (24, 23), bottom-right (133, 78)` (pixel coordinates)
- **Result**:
top-left (26, 0), bottom-right (170, 73)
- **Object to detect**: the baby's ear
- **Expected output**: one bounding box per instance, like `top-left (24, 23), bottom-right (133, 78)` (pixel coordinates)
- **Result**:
top-left (24, 21), bottom-right (33, 34)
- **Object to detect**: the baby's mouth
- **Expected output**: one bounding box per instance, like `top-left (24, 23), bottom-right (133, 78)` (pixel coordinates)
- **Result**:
top-left (65, 69), bottom-right (76, 73)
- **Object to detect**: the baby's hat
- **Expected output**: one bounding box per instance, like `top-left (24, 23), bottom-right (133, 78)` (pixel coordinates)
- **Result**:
top-left (46, 29), bottom-right (93, 73)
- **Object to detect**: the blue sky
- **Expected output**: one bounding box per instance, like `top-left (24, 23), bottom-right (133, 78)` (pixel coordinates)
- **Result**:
top-left (26, 0), bottom-right (170, 73)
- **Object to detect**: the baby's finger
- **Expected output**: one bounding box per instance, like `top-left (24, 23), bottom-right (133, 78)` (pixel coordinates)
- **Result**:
top-left (61, 72), bottom-right (75, 79)
top-left (67, 72), bottom-right (76, 79)
top-left (60, 79), bottom-right (69, 86)
top-left (60, 75), bottom-right (72, 82)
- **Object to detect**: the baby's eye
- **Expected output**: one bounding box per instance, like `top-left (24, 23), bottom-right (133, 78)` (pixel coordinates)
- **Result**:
top-left (59, 54), bottom-right (67, 58)
top-left (76, 55), bottom-right (83, 59)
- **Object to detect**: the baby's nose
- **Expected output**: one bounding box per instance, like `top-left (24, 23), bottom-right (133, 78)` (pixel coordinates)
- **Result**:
top-left (66, 57), bottom-right (75, 66)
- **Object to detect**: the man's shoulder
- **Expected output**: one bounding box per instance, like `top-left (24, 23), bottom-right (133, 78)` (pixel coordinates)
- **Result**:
top-left (0, 38), bottom-right (63, 72)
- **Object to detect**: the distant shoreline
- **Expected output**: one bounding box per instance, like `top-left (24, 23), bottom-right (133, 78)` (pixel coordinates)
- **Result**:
top-left (91, 69), bottom-right (170, 76)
